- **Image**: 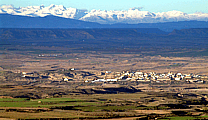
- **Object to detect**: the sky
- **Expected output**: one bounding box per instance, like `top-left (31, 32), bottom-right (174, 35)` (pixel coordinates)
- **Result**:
top-left (1, 0), bottom-right (208, 14)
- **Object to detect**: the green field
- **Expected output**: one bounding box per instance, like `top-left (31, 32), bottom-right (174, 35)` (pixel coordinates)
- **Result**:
top-left (0, 97), bottom-right (102, 108)
top-left (0, 93), bottom-right (207, 119)
top-left (160, 116), bottom-right (207, 120)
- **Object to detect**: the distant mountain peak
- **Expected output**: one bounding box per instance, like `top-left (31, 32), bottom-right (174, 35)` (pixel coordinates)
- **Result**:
top-left (0, 4), bottom-right (14, 9)
top-left (129, 7), bottom-right (143, 11)
top-left (0, 4), bottom-right (208, 24)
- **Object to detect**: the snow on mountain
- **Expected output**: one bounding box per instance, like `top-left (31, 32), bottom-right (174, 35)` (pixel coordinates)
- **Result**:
top-left (1, 4), bottom-right (208, 24)
top-left (79, 8), bottom-right (160, 24)
top-left (0, 4), bottom-right (87, 19)
top-left (188, 12), bottom-right (208, 21)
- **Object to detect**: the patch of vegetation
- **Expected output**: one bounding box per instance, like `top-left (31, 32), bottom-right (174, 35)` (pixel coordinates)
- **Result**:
top-left (0, 97), bottom-right (100, 108)
top-left (162, 116), bottom-right (197, 120)
top-left (75, 105), bottom-right (136, 112)
top-left (35, 97), bottom-right (82, 102)
top-left (0, 98), bottom-right (29, 102)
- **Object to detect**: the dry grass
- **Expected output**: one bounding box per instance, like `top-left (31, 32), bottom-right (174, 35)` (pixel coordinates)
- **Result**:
top-left (135, 110), bottom-right (171, 114)
top-left (0, 50), bottom-right (208, 119)
top-left (0, 111), bottom-right (87, 119)
top-left (69, 93), bottom-right (149, 101)
top-left (1, 51), bottom-right (208, 75)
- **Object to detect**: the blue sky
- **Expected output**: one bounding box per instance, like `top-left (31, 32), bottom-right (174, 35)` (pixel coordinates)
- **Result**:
top-left (1, 0), bottom-right (208, 13)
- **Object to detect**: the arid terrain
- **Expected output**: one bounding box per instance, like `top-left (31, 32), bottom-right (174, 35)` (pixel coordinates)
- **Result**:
top-left (1, 46), bottom-right (208, 74)
top-left (0, 45), bottom-right (208, 120)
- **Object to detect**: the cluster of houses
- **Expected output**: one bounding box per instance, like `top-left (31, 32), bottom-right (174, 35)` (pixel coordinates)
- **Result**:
top-left (19, 69), bottom-right (207, 84)
top-left (90, 71), bottom-right (207, 84)
top-left (38, 54), bottom-right (58, 57)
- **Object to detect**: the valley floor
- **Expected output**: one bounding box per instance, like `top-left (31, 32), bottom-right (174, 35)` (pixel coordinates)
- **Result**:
top-left (0, 47), bottom-right (208, 119)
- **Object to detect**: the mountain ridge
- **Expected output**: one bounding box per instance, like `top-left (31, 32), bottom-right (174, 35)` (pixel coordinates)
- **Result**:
top-left (169, 28), bottom-right (208, 36)
top-left (1, 14), bottom-right (208, 32)
top-left (1, 28), bottom-right (208, 40)
top-left (1, 28), bottom-right (208, 49)
top-left (1, 4), bottom-right (208, 24)
top-left (0, 28), bottom-right (166, 40)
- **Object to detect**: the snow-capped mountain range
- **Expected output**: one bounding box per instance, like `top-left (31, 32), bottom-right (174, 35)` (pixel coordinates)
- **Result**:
top-left (1, 4), bottom-right (208, 24)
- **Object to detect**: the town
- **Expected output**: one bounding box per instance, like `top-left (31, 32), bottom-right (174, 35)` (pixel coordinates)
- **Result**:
top-left (91, 71), bottom-right (207, 84)
top-left (16, 68), bottom-right (207, 84)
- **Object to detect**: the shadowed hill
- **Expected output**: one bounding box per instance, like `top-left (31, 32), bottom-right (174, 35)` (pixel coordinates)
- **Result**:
top-left (169, 28), bottom-right (208, 37)
top-left (0, 14), bottom-right (102, 28)
top-left (0, 28), bottom-right (166, 40)
top-left (1, 14), bottom-right (208, 32)
top-left (0, 28), bottom-right (208, 49)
